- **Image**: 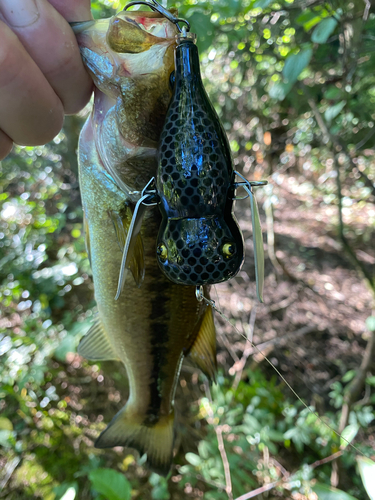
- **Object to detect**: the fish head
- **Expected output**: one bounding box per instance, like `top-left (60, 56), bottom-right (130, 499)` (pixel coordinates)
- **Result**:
top-left (72, 11), bottom-right (176, 104)
top-left (73, 10), bottom-right (178, 187)
top-left (156, 216), bottom-right (244, 286)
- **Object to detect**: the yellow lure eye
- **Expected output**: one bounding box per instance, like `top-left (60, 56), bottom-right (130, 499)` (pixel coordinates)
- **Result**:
top-left (157, 243), bottom-right (168, 262)
top-left (222, 242), bottom-right (235, 258)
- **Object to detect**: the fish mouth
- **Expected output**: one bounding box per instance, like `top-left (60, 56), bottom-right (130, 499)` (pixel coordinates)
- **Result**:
top-left (72, 10), bottom-right (177, 50)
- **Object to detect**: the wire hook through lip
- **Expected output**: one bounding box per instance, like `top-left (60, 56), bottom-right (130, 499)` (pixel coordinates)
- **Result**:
top-left (123, 0), bottom-right (190, 33)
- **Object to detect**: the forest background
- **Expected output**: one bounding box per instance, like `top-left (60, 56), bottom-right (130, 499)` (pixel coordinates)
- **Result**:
top-left (1, 0), bottom-right (375, 499)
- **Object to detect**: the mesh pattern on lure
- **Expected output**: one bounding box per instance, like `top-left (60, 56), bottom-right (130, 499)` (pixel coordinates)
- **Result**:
top-left (112, 11), bottom-right (267, 303)
top-left (156, 34), bottom-right (244, 286)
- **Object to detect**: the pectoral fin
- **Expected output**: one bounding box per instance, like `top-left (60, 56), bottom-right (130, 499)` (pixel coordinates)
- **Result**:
top-left (188, 306), bottom-right (217, 382)
top-left (115, 196), bottom-right (149, 300)
top-left (109, 209), bottom-right (127, 251)
top-left (78, 317), bottom-right (119, 361)
top-left (109, 209), bottom-right (145, 289)
top-left (128, 234), bottom-right (145, 287)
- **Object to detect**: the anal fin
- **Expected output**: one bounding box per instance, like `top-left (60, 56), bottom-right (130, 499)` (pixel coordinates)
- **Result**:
top-left (188, 305), bottom-right (217, 382)
top-left (78, 317), bottom-right (119, 361)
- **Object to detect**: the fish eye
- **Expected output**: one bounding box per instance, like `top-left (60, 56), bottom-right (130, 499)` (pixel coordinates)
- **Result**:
top-left (157, 243), bottom-right (168, 262)
top-left (169, 70), bottom-right (175, 89)
top-left (222, 242), bottom-right (236, 259)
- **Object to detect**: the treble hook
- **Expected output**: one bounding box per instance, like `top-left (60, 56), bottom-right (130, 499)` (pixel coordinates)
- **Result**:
top-left (123, 0), bottom-right (190, 33)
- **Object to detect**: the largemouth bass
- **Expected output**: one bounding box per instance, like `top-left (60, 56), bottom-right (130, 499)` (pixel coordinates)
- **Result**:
top-left (73, 11), bottom-right (216, 475)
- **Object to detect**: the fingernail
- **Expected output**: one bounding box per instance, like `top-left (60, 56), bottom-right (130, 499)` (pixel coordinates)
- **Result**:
top-left (0, 0), bottom-right (39, 28)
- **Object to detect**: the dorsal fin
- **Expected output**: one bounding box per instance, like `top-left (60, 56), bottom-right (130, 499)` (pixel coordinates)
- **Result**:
top-left (78, 317), bottom-right (119, 361)
top-left (188, 306), bottom-right (217, 382)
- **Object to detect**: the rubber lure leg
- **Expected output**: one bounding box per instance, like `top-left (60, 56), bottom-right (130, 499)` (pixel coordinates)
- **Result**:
top-left (115, 193), bottom-right (150, 300)
top-left (234, 172), bottom-right (266, 303)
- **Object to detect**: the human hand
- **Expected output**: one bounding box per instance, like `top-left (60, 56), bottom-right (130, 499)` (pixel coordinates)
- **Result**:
top-left (0, 0), bottom-right (93, 160)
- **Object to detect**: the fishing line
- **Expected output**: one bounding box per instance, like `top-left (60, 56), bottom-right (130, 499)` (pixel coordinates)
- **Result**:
top-left (198, 288), bottom-right (367, 459)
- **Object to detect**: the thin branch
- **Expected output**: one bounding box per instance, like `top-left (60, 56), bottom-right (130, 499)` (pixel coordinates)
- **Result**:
top-left (231, 305), bottom-right (258, 390)
top-left (310, 450), bottom-right (344, 469)
top-left (264, 190), bottom-right (285, 276)
top-left (354, 128), bottom-right (375, 151)
top-left (333, 152), bottom-right (375, 291)
top-left (338, 328), bottom-right (375, 433)
top-left (0, 457), bottom-right (21, 491)
top-left (252, 325), bottom-right (316, 353)
top-left (332, 323), bottom-right (375, 487)
top-left (204, 381), bottom-right (233, 500)
top-left (234, 479), bottom-right (283, 500)
top-left (307, 98), bottom-right (375, 292)
top-left (308, 97), bottom-right (375, 200)
top-left (230, 325), bottom-right (316, 379)
top-left (233, 449), bottom-right (349, 500)
top-left (363, 0), bottom-right (371, 21)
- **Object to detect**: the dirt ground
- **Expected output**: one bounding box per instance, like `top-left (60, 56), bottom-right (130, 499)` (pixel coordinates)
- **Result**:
top-left (215, 173), bottom-right (374, 407)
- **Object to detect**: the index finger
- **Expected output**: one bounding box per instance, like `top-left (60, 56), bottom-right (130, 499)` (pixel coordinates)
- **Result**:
top-left (47, 0), bottom-right (92, 22)
top-left (0, 0), bottom-right (93, 115)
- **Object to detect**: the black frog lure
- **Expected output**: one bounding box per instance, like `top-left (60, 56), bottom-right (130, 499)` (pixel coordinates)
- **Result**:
top-left (115, 0), bottom-right (267, 303)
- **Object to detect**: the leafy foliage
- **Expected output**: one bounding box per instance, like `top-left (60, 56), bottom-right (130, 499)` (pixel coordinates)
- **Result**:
top-left (1, 0), bottom-right (375, 499)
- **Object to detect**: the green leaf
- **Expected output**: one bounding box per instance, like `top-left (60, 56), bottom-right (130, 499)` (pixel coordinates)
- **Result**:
top-left (54, 334), bottom-right (78, 362)
top-left (342, 370), bottom-right (356, 383)
top-left (269, 82), bottom-right (293, 100)
top-left (324, 87), bottom-right (343, 100)
top-left (357, 456), bottom-right (375, 500)
top-left (89, 468), bottom-right (131, 500)
top-left (0, 429), bottom-right (15, 448)
top-left (312, 18), bottom-right (338, 44)
top-left (296, 11), bottom-right (322, 30)
top-left (185, 453), bottom-right (202, 467)
top-left (53, 483), bottom-right (78, 500)
top-left (60, 487), bottom-right (77, 500)
top-left (152, 485), bottom-right (170, 500)
top-left (254, 0), bottom-right (274, 8)
top-left (185, 10), bottom-right (214, 54)
top-left (282, 48), bottom-right (313, 84)
top-left (324, 101), bottom-right (346, 122)
top-left (340, 424), bottom-right (359, 449)
top-left (313, 482), bottom-right (359, 500)
top-left (267, 429), bottom-right (285, 442)
top-left (0, 417), bottom-right (13, 431)
top-left (366, 316), bottom-right (375, 331)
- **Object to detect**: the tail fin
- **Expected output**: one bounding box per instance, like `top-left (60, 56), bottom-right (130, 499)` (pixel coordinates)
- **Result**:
top-left (95, 405), bottom-right (175, 476)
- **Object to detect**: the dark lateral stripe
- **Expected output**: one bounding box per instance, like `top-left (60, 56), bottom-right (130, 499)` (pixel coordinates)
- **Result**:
top-left (143, 278), bottom-right (171, 425)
